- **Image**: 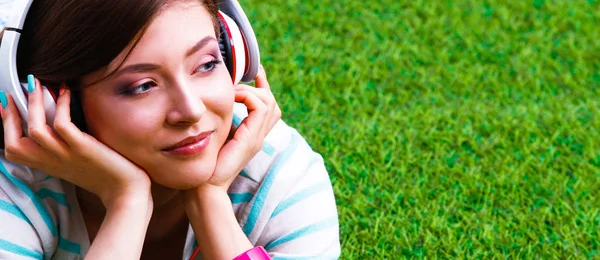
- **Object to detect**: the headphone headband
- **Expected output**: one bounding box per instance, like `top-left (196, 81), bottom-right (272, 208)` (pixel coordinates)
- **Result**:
top-left (4, 0), bottom-right (33, 30)
top-left (218, 0), bottom-right (260, 83)
top-left (0, 0), bottom-right (37, 126)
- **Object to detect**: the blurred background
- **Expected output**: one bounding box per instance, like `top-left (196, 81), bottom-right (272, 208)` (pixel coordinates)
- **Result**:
top-left (242, 0), bottom-right (599, 258)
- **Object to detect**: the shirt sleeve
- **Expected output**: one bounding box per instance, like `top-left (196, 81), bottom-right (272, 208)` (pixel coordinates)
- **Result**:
top-left (0, 179), bottom-right (45, 259)
top-left (0, 157), bottom-right (58, 259)
top-left (239, 125), bottom-right (340, 259)
top-left (259, 152), bottom-right (341, 259)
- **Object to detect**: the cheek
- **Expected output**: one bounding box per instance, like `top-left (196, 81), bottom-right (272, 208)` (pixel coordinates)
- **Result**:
top-left (81, 91), bottom-right (112, 138)
top-left (81, 91), bottom-right (162, 151)
top-left (203, 77), bottom-right (236, 117)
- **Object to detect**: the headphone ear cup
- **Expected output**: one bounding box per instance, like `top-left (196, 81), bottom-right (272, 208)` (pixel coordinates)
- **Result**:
top-left (217, 0), bottom-right (260, 83)
top-left (217, 11), bottom-right (247, 85)
top-left (218, 16), bottom-right (234, 82)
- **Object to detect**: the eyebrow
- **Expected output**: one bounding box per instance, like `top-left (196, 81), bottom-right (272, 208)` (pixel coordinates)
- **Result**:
top-left (185, 36), bottom-right (217, 57)
top-left (111, 36), bottom-right (218, 79)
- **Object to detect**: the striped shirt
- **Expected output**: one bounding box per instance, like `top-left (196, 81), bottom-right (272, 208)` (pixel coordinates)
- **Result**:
top-left (0, 103), bottom-right (341, 259)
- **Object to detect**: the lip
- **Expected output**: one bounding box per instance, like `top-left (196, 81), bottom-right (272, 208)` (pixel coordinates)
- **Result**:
top-left (162, 131), bottom-right (213, 156)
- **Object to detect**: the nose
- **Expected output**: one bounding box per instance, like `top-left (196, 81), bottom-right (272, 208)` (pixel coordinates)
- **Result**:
top-left (165, 79), bottom-right (205, 126)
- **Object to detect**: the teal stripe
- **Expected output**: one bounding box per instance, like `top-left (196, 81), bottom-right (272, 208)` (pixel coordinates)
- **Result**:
top-left (0, 199), bottom-right (32, 225)
top-left (242, 133), bottom-right (300, 236)
top-left (58, 237), bottom-right (80, 255)
top-left (36, 188), bottom-right (71, 211)
top-left (0, 162), bottom-right (57, 237)
top-left (307, 155), bottom-right (320, 169)
top-left (265, 217), bottom-right (338, 251)
top-left (0, 239), bottom-right (43, 259)
top-left (262, 143), bottom-right (275, 156)
top-left (239, 170), bottom-right (254, 181)
top-left (271, 181), bottom-right (331, 218)
top-left (41, 176), bottom-right (53, 182)
top-left (228, 192), bottom-right (254, 204)
top-left (233, 114), bottom-right (243, 127)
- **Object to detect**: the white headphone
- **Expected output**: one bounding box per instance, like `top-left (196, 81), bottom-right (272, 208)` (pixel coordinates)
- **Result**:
top-left (0, 0), bottom-right (260, 129)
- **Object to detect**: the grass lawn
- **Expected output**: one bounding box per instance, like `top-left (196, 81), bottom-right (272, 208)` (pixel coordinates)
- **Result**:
top-left (242, 0), bottom-right (600, 258)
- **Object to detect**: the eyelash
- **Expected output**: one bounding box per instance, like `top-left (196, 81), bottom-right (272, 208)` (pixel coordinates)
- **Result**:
top-left (195, 58), bottom-right (222, 74)
top-left (122, 58), bottom-right (223, 96)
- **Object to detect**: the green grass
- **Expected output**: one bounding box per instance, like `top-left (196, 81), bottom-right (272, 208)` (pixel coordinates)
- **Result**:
top-left (241, 0), bottom-right (600, 258)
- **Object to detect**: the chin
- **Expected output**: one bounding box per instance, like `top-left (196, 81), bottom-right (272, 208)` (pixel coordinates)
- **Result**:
top-left (148, 162), bottom-right (216, 190)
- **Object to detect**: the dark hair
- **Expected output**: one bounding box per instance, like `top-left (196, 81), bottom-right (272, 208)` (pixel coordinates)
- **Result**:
top-left (0, 0), bottom-right (220, 148)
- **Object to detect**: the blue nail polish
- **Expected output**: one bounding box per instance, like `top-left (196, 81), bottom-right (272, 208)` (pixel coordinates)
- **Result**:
top-left (27, 74), bottom-right (35, 93)
top-left (0, 91), bottom-right (7, 109)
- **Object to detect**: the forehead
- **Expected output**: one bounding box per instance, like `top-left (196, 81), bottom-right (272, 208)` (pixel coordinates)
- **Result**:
top-left (85, 2), bottom-right (215, 82)
top-left (135, 1), bottom-right (215, 50)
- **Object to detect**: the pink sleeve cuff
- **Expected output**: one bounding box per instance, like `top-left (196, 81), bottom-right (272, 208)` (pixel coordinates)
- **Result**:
top-left (233, 246), bottom-right (271, 260)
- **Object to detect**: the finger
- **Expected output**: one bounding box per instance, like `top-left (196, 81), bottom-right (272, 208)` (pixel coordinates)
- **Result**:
top-left (4, 139), bottom-right (53, 170)
top-left (253, 66), bottom-right (281, 131)
top-left (27, 76), bottom-right (48, 136)
top-left (211, 88), bottom-right (270, 183)
top-left (212, 137), bottom-right (249, 184)
top-left (53, 88), bottom-right (83, 149)
top-left (234, 90), bottom-right (268, 139)
top-left (2, 93), bottom-right (24, 145)
top-left (1, 94), bottom-right (53, 168)
top-left (269, 105), bottom-right (282, 131)
top-left (234, 85), bottom-right (275, 105)
top-left (254, 65), bottom-right (270, 89)
top-left (234, 86), bottom-right (279, 138)
top-left (24, 77), bottom-right (67, 154)
top-left (234, 85), bottom-right (279, 135)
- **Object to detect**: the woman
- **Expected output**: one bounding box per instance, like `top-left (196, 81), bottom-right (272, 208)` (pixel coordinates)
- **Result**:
top-left (0, 0), bottom-right (340, 259)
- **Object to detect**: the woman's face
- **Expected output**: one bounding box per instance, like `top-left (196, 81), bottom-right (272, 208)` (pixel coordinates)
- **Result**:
top-left (80, 2), bottom-right (234, 189)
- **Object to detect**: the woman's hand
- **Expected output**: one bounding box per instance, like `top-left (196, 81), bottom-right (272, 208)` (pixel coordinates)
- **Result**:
top-left (203, 66), bottom-right (281, 191)
top-left (1, 78), bottom-right (151, 207)
top-left (182, 67), bottom-right (280, 259)
top-left (2, 77), bottom-right (153, 259)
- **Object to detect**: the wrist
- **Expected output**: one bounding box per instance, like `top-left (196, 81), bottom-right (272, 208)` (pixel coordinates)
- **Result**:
top-left (102, 187), bottom-right (153, 217)
top-left (183, 185), bottom-right (253, 259)
top-left (86, 187), bottom-right (153, 260)
top-left (182, 184), bottom-right (227, 208)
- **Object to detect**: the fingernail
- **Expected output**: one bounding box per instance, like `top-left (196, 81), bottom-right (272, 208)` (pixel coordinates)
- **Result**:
top-left (27, 74), bottom-right (35, 93)
top-left (0, 91), bottom-right (7, 109)
top-left (59, 82), bottom-right (66, 95)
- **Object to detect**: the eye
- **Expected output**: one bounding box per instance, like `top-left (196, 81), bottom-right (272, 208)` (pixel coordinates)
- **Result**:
top-left (123, 81), bottom-right (157, 96)
top-left (194, 59), bottom-right (222, 74)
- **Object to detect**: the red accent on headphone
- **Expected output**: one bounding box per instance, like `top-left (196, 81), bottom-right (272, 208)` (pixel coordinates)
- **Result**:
top-left (189, 246), bottom-right (200, 260)
top-left (217, 12), bottom-right (237, 84)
